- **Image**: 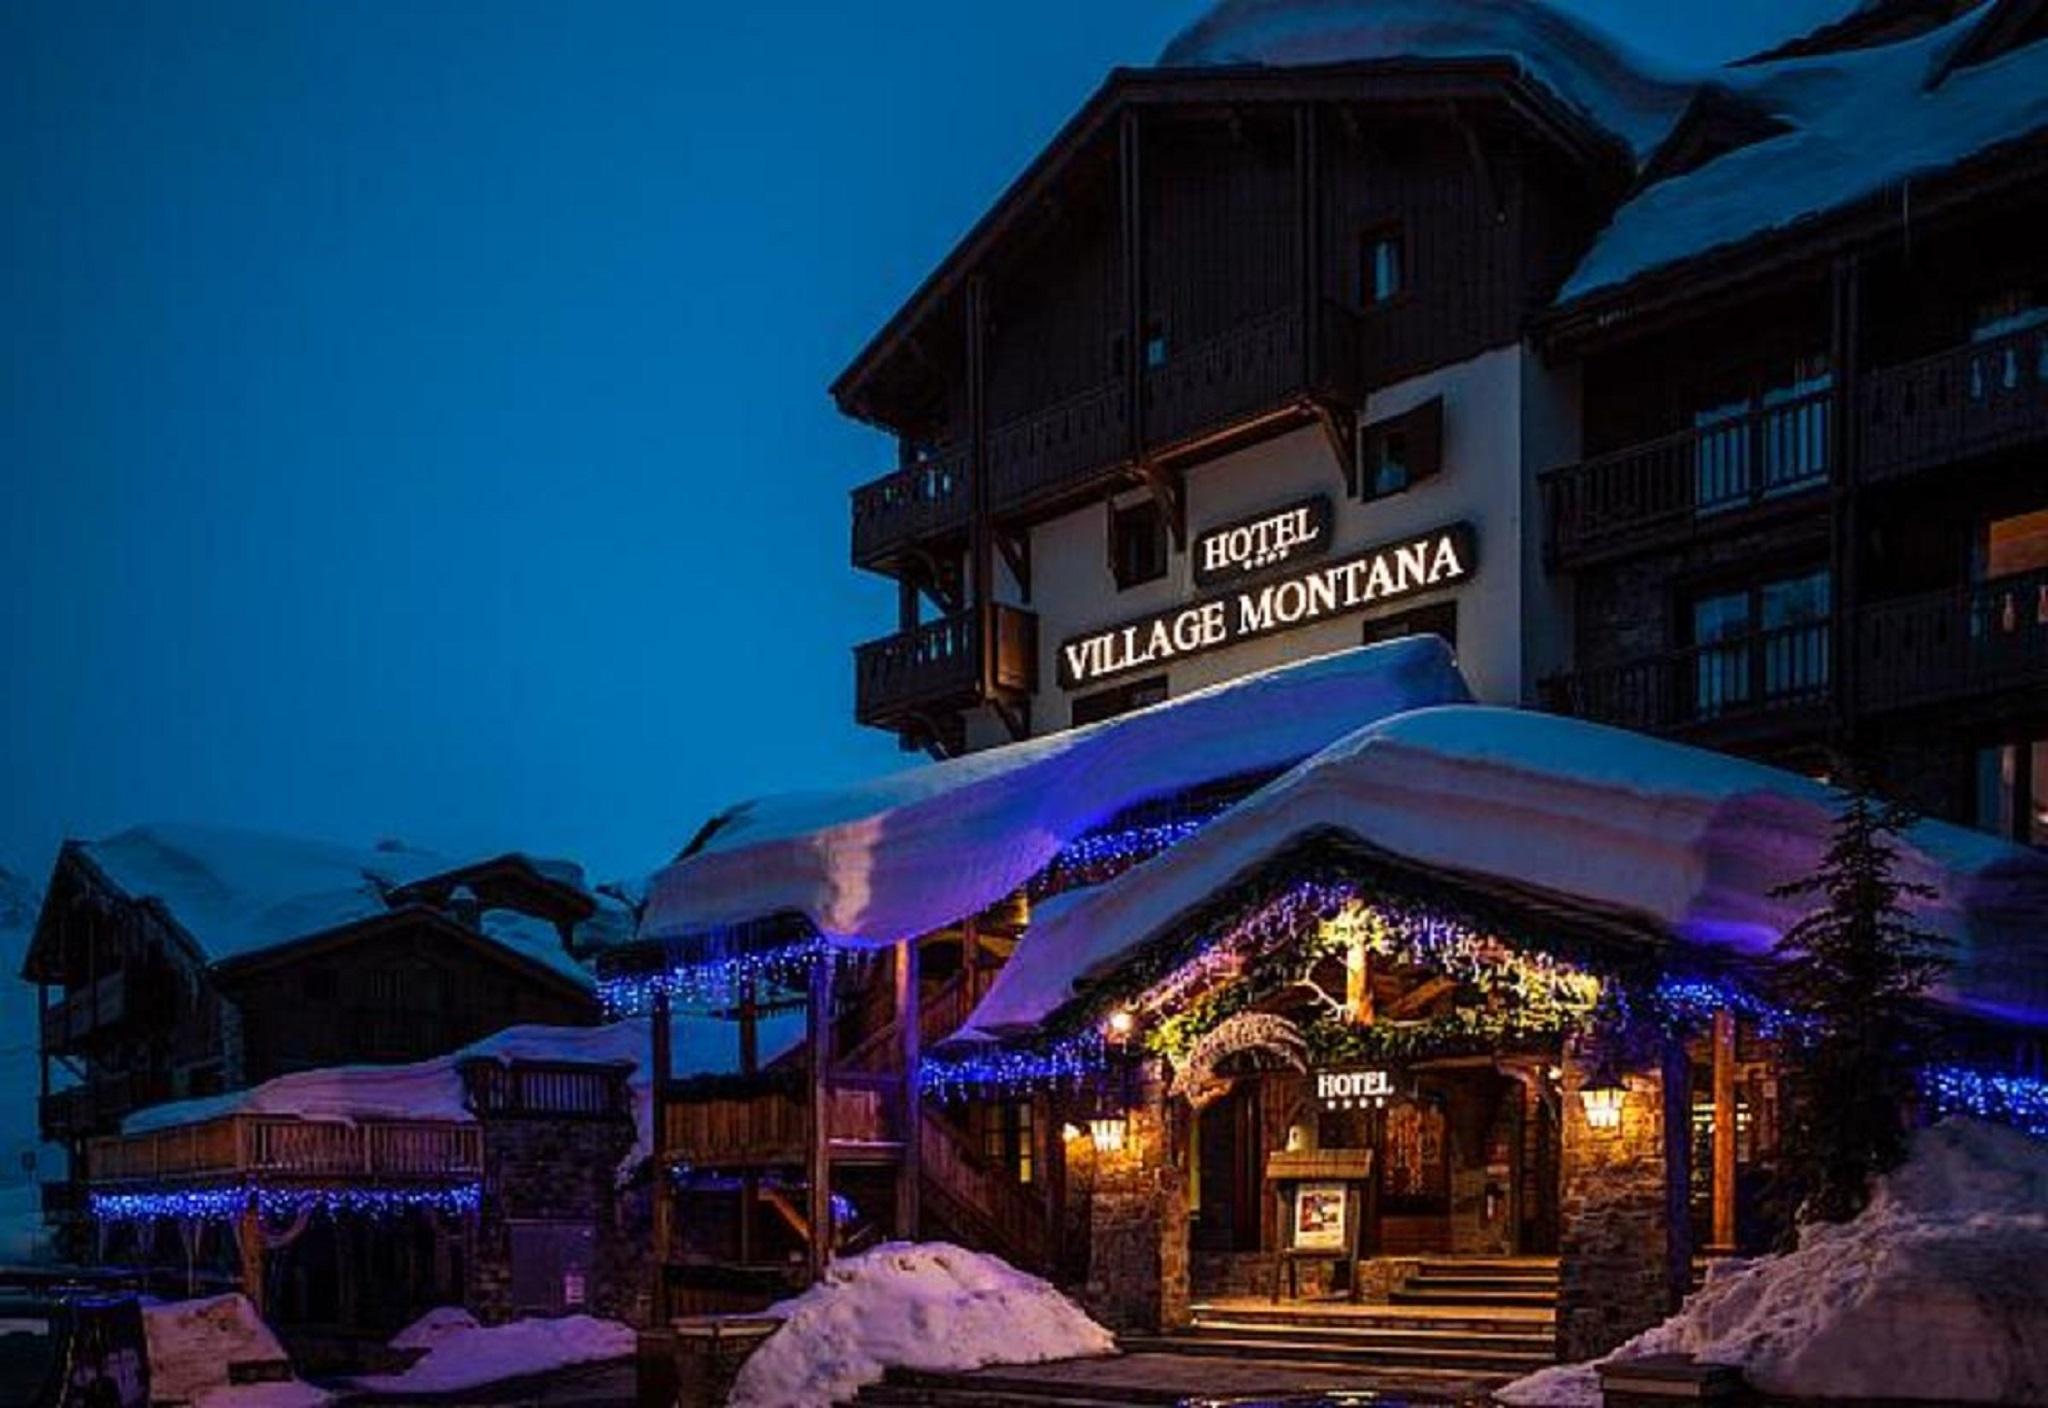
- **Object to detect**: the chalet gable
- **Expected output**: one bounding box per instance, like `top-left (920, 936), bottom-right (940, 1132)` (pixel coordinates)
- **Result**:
top-left (1634, 85), bottom-right (1793, 191)
top-left (1928, 0), bottom-right (2048, 84)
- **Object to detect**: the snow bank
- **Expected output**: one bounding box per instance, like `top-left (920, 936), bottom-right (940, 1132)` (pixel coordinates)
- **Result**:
top-left (961, 705), bottom-right (2048, 1038)
top-left (1565, 7), bottom-right (2048, 299)
top-left (646, 641), bottom-right (1469, 949)
top-left (728, 1242), bottom-right (1116, 1408)
top-left (1158, 0), bottom-right (1696, 158)
top-left (352, 1309), bottom-right (633, 1393)
top-left (142, 1294), bottom-right (329, 1408)
top-left (1499, 1119), bottom-right (2048, 1406)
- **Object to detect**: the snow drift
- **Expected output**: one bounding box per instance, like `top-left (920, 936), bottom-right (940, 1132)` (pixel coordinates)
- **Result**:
top-left (143, 1294), bottom-right (329, 1408)
top-left (1499, 1119), bottom-right (2048, 1406)
top-left (644, 641), bottom-right (1469, 950)
top-left (352, 1307), bottom-right (634, 1394)
top-left (728, 1242), bottom-right (1116, 1408)
top-left (960, 705), bottom-right (2048, 1039)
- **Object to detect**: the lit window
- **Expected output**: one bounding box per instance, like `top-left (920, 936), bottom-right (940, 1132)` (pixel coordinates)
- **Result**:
top-left (1364, 229), bottom-right (1404, 305)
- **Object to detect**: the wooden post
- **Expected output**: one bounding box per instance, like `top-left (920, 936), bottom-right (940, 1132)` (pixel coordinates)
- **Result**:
top-left (1661, 1037), bottom-right (1696, 1313)
top-left (649, 987), bottom-right (674, 1322)
top-left (895, 940), bottom-right (921, 1240)
top-left (1345, 941), bottom-right (1372, 1024)
top-left (1711, 1008), bottom-right (1739, 1253)
top-left (739, 978), bottom-right (759, 1267)
top-left (963, 918), bottom-right (982, 1006)
top-left (238, 1194), bottom-right (264, 1315)
top-left (806, 954), bottom-right (833, 1284)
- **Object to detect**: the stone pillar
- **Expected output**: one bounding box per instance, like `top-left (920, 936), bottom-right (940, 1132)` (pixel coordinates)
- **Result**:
top-left (1557, 1041), bottom-right (1670, 1363)
top-left (1083, 1071), bottom-right (1189, 1334)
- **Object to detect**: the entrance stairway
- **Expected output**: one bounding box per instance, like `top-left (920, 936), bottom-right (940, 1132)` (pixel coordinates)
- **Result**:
top-left (1119, 1257), bottom-right (1559, 1389)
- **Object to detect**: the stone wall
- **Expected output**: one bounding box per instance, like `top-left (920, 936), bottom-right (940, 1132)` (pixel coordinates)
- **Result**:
top-left (1082, 1076), bottom-right (1190, 1334)
top-left (1556, 1043), bottom-right (1674, 1363)
top-left (471, 1111), bottom-right (642, 1326)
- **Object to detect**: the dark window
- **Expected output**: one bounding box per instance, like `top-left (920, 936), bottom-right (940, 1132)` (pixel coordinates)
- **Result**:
top-left (1072, 676), bottom-right (1168, 728)
top-left (1144, 318), bottom-right (1169, 369)
top-left (1364, 600), bottom-right (1457, 652)
top-left (1362, 227), bottom-right (1405, 306)
top-left (1110, 502), bottom-right (1168, 590)
top-left (1687, 568), bottom-right (1831, 718)
top-left (1359, 396), bottom-right (1443, 501)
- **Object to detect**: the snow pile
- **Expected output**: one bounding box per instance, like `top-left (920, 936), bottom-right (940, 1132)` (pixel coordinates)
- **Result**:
top-left (1499, 1119), bottom-right (2048, 1406)
top-left (1157, 0), bottom-right (1697, 158)
top-left (729, 1242), bottom-right (1116, 1408)
top-left (123, 1012), bottom-right (802, 1178)
top-left (142, 1294), bottom-right (329, 1408)
top-left (1565, 7), bottom-right (2048, 298)
top-left (961, 705), bottom-right (2048, 1038)
top-left (352, 1309), bottom-right (633, 1393)
top-left (646, 641), bottom-right (1469, 949)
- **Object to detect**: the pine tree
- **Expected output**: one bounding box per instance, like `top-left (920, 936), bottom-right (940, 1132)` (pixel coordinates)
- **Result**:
top-left (1770, 787), bottom-right (1951, 1227)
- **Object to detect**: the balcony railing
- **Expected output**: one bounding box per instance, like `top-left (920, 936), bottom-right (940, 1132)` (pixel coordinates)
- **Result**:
top-left (1144, 306), bottom-right (1307, 450)
top-left (660, 1072), bottom-right (904, 1169)
top-left (853, 602), bottom-right (1037, 730)
top-left (1541, 388), bottom-right (1833, 565)
top-left (988, 379), bottom-right (1131, 515)
top-left (87, 1114), bottom-right (483, 1185)
top-left (40, 969), bottom-right (143, 1052)
top-left (1543, 619), bottom-right (1834, 736)
top-left (851, 444), bottom-right (972, 567)
top-left (1862, 322), bottom-right (2048, 482)
top-left (459, 1058), bottom-right (633, 1121)
top-left (1856, 566), bottom-right (2048, 713)
top-left (40, 1072), bottom-right (166, 1143)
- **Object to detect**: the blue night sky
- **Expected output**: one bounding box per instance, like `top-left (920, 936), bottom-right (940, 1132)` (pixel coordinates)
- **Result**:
top-left (1, 0), bottom-right (1850, 889)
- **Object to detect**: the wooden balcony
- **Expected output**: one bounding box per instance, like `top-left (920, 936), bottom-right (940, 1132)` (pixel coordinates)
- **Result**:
top-left (851, 444), bottom-right (972, 570)
top-left (1856, 566), bottom-right (2048, 715)
top-left (40, 969), bottom-right (149, 1053)
top-left (1542, 619), bottom-right (1834, 740)
top-left (40, 1071), bottom-right (166, 1144)
top-left (458, 1058), bottom-right (632, 1121)
top-left (853, 602), bottom-right (1037, 736)
top-left (1541, 388), bottom-right (1833, 567)
top-left (87, 1113), bottom-right (482, 1186)
top-left (660, 1072), bottom-right (904, 1170)
top-left (1862, 322), bottom-right (2048, 483)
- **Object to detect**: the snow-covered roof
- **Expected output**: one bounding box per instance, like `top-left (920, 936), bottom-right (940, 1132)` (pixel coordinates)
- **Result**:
top-left (121, 1013), bottom-right (805, 1175)
top-left (641, 640), bottom-right (1472, 949)
top-left (73, 823), bottom-right (596, 988)
top-left (963, 705), bottom-right (2048, 1038)
top-left (1157, 0), bottom-right (1698, 159)
top-left (1562, 6), bottom-right (2048, 300)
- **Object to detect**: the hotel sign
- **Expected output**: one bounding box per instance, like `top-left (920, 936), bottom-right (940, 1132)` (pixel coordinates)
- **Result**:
top-left (1059, 522), bottom-right (1475, 689)
top-left (1193, 496), bottom-right (1333, 589)
top-left (1317, 1068), bottom-right (1395, 1111)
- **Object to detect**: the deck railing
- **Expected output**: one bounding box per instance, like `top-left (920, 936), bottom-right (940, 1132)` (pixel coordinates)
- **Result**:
top-left (1543, 619), bottom-right (1834, 734)
top-left (40, 969), bottom-right (139, 1052)
top-left (1541, 389), bottom-right (1833, 564)
top-left (88, 1114), bottom-right (483, 1185)
top-left (1862, 322), bottom-right (2048, 482)
top-left (1856, 565), bottom-right (2048, 712)
top-left (850, 444), bottom-right (973, 564)
top-left (852, 602), bottom-right (1037, 728)
top-left (661, 1072), bottom-right (904, 1169)
top-left (460, 1058), bottom-right (632, 1120)
top-left (987, 379), bottom-right (1131, 514)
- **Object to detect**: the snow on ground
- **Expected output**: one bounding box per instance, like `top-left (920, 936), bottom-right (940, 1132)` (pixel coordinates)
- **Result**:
top-left (350, 1308), bottom-right (633, 1393)
top-left (646, 641), bottom-right (1469, 950)
top-left (959, 705), bottom-right (2048, 1039)
top-left (142, 1294), bottom-right (330, 1408)
top-left (728, 1242), bottom-right (1116, 1408)
top-left (1499, 1119), bottom-right (2048, 1406)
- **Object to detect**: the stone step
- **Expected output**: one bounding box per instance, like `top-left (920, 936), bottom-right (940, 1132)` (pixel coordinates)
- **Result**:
top-left (1414, 1257), bottom-right (1559, 1274)
top-left (1389, 1286), bottom-right (1559, 1308)
top-left (1185, 1318), bottom-right (1554, 1358)
top-left (1188, 1304), bottom-right (1551, 1335)
top-left (1125, 1331), bottom-right (1551, 1376)
top-left (1401, 1274), bottom-right (1559, 1294)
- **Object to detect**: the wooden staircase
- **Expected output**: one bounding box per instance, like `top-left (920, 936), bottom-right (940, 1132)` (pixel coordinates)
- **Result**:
top-left (917, 1108), bottom-right (1050, 1274)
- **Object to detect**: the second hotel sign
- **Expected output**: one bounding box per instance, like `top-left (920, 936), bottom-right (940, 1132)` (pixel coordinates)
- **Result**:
top-left (1059, 508), bottom-right (1475, 689)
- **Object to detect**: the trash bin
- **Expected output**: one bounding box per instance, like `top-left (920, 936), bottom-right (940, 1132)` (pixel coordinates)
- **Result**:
top-left (670, 1315), bottom-right (784, 1408)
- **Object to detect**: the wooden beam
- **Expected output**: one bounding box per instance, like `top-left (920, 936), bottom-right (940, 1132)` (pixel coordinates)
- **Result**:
top-left (1662, 1037), bottom-right (1696, 1313)
top-left (237, 1193), bottom-right (264, 1316)
top-left (1711, 1008), bottom-right (1739, 1253)
top-left (806, 955), bottom-right (834, 1284)
top-left (895, 940), bottom-right (922, 1240)
top-left (649, 987), bottom-right (674, 1321)
top-left (740, 979), bottom-right (759, 1266)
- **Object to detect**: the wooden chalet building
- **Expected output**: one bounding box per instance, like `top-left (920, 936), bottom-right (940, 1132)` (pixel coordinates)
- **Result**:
top-left (22, 824), bottom-right (611, 1242)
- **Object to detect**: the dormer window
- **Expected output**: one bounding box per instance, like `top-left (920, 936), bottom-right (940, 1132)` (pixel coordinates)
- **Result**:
top-left (1363, 227), bottom-right (1405, 307)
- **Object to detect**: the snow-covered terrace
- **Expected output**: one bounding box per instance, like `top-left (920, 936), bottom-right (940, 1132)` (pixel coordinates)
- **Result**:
top-left (960, 705), bottom-right (2048, 1042)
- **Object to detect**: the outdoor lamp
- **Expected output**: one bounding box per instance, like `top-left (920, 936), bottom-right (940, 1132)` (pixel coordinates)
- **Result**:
top-left (1580, 1062), bottom-right (1627, 1131)
top-left (1104, 1008), bottom-right (1135, 1042)
top-left (1087, 1115), bottom-right (1129, 1154)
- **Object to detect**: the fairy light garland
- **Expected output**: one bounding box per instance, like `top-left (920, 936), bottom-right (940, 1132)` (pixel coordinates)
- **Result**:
top-left (599, 935), bottom-right (837, 1016)
top-left (918, 1032), bottom-right (1109, 1101)
top-left (88, 1182), bottom-right (482, 1223)
top-left (1920, 1065), bottom-right (2048, 1137)
top-left (1029, 816), bottom-right (1216, 898)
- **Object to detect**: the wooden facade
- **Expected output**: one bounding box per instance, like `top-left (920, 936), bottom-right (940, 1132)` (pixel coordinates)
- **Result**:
top-left (835, 65), bottom-right (1628, 754)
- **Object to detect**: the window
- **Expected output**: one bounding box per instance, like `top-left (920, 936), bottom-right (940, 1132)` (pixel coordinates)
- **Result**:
top-left (1692, 355), bottom-right (1832, 511)
top-left (1358, 396), bottom-right (1443, 501)
top-left (1071, 675), bottom-right (1167, 728)
top-left (1985, 508), bottom-right (2048, 580)
top-left (1144, 319), bottom-right (1169, 370)
top-left (1110, 502), bottom-right (1168, 590)
top-left (1362, 227), bottom-right (1405, 306)
top-left (980, 1101), bottom-right (1034, 1185)
top-left (1977, 738), bottom-right (2048, 847)
top-left (1688, 568), bottom-right (1831, 718)
top-left (1363, 600), bottom-right (1457, 652)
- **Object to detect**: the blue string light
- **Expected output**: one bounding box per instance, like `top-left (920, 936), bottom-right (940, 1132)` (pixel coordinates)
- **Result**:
top-left (1031, 816), bottom-right (1215, 897)
top-left (89, 1181), bottom-right (483, 1223)
top-left (1649, 976), bottom-right (1799, 1037)
top-left (1920, 1065), bottom-right (2048, 1138)
top-left (918, 1033), bottom-right (1108, 1101)
top-left (599, 935), bottom-right (836, 1016)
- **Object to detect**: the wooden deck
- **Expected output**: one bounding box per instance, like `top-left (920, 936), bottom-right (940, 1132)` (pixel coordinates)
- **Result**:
top-left (87, 1113), bottom-right (482, 1185)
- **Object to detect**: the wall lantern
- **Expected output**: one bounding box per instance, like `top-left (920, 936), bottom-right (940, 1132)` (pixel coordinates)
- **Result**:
top-left (1580, 1062), bottom-right (1627, 1132)
top-left (1087, 1116), bottom-right (1129, 1155)
top-left (1104, 1009), bottom-right (1136, 1043)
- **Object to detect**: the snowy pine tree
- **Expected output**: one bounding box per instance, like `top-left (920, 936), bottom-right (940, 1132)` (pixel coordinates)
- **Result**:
top-left (1770, 788), bottom-right (1950, 1227)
